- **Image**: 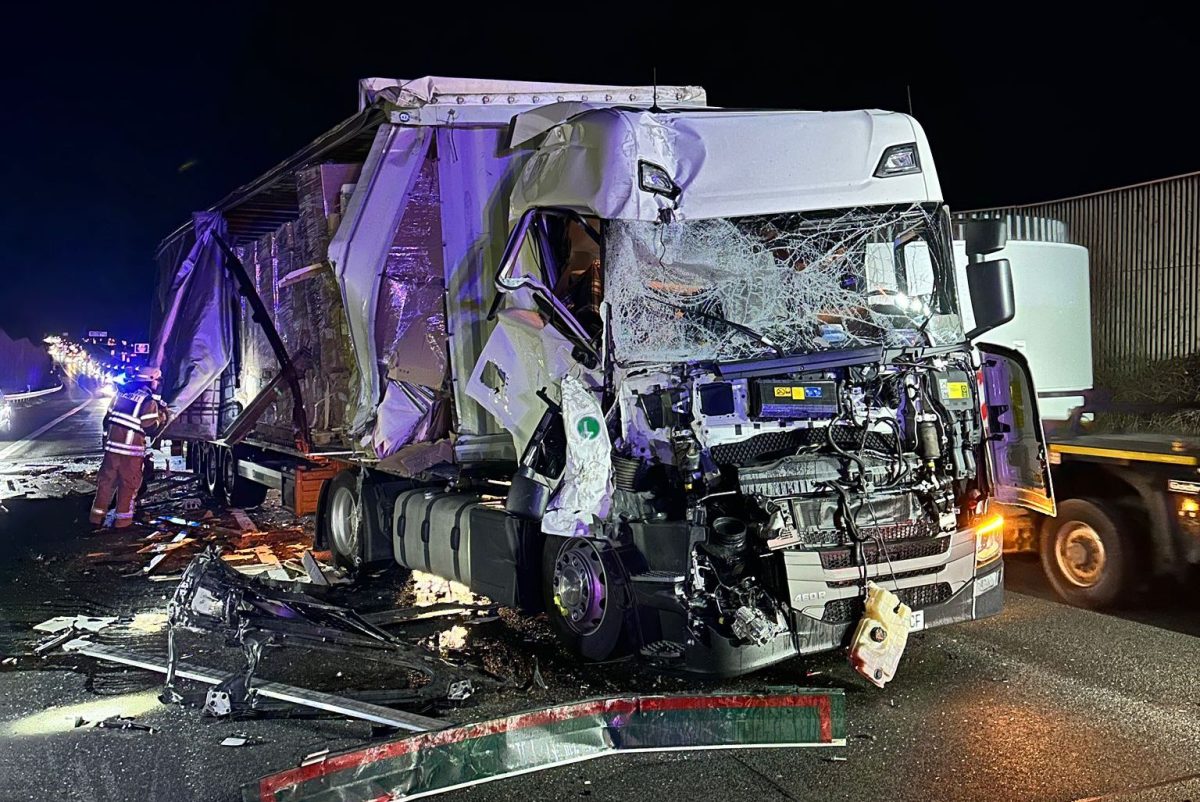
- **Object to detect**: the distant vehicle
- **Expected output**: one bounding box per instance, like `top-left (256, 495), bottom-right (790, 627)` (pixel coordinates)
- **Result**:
top-left (955, 201), bottom-right (1200, 609)
top-left (151, 77), bottom-right (1051, 676)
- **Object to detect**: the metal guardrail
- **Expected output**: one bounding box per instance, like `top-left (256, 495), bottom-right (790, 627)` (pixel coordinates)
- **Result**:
top-left (2, 383), bottom-right (64, 402)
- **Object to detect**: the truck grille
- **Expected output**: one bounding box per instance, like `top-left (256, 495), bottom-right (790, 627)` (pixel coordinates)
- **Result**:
top-left (711, 426), bottom-right (897, 465)
top-left (825, 566), bottom-right (942, 589)
top-left (818, 537), bottom-right (950, 570)
top-left (820, 582), bottom-right (953, 624)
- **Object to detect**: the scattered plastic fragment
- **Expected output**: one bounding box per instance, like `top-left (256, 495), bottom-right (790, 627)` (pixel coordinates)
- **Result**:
top-left (33, 616), bottom-right (117, 634)
top-left (247, 690), bottom-right (846, 802)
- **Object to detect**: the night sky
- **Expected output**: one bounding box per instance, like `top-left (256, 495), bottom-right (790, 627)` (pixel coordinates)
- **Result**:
top-left (0, 6), bottom-right (1193, 342)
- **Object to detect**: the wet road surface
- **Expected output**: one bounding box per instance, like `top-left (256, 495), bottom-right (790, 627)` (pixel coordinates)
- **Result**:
top-left (0, 372), bottom-right (105, 463)
top-left (1, 407), bottom-right (1199, 801)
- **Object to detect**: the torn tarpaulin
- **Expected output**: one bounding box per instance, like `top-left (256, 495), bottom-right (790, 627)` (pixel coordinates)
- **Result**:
top-left (245, 690), bottom-right (846, 802)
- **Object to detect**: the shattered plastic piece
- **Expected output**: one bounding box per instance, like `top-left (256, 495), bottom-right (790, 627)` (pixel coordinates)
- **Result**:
top-left (300, 749), bottom-right (330, 767)
top-left (94, 716), bottom-right (156, 734)
top-left (446, 680), bottom-right (473, 701)
top-left (222, 736), bottom-right (249, 747)
top-left (541, 374), bottom-right (613, 536)
top-left (33, 616), bottom-right (117, 634)
top-left (300, 550), bottom-right (330, 586)
top-left (246, 691), bottom-right (845, 802)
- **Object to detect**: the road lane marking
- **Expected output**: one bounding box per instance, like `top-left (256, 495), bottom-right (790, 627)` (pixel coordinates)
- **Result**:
top-left (0, 395), bottom-right (99, 462)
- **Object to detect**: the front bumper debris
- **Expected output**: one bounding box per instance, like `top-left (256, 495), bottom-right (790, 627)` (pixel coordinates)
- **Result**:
top-left (245, 690), bottom-right (846, 802)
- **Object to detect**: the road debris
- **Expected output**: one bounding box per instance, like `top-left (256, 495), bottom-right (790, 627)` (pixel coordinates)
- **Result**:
top-left (94, 716), bottom-right (157, 734)
top-left (33, 615), bottom-right (116, 634)
top-left (67, 638), bottom-right (449, 732)
top-left (246, 690), bottom-right (846, 802)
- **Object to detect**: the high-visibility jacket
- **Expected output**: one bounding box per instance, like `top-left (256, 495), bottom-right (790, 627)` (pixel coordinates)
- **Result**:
top-left (103, 387), bottom-right (165, 457)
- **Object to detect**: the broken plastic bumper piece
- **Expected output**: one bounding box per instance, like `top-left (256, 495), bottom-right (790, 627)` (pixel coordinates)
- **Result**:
top-left (246, 690), bottom-right (846, 802)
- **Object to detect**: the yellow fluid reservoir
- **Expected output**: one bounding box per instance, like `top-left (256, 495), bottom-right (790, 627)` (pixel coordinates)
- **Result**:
top-left (848, 582), bottom-right (911, 688)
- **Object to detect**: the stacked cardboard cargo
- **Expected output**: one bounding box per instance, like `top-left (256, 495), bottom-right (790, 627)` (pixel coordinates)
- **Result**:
top-left (234, 164), bottom-right (362, 449)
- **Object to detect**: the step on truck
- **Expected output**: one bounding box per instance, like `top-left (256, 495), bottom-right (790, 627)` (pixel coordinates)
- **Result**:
top-left (150, 77), bottom-right (1053, 676)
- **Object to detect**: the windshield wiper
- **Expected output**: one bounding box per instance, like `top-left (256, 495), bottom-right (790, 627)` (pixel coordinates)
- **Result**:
top-left (646, 295), bottom-right (784, 357)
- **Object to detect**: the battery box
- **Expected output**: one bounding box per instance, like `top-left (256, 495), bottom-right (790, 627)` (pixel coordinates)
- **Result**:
top-left (752, 379), bottom-right (838, 419)
top-left (935, 370), bottom-right (974, 411)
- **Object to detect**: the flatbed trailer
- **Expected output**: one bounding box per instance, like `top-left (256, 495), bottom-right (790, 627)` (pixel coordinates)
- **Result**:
top-left (1009, 431), bottom-right (1200, 607)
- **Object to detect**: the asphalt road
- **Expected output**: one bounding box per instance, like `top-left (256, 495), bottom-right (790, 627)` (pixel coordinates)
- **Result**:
top-left (1, 405), bottom-right (1199, 802)
top-left (0, 372), bottom-right (105, 463)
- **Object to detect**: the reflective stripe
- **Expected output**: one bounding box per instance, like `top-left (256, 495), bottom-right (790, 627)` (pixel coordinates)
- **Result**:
top-left (91, 507), bottom-right (107, 515)
top-left (105, 443), bottom-right (145, 456)
top-left (114, 512), bottom-right (135, 520)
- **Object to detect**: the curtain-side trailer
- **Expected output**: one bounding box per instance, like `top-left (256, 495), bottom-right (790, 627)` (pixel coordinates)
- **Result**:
top-left (151, 77), bottom-right (1052, 676)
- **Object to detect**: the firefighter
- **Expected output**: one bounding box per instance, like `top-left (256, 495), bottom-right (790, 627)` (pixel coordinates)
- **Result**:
top-left (90, 367), bottom-right (167, 529)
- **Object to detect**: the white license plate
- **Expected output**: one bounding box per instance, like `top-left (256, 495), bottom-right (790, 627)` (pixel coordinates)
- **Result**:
top-left (908, 609), bottom-right (925, 632)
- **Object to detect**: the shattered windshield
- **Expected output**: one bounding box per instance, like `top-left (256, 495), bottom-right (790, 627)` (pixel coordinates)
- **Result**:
top-left (605, 204), bottom-right (963, 364)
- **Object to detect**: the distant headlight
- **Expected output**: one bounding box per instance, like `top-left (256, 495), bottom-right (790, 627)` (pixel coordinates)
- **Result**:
top-left (874, 143), bottom-right (921, 177)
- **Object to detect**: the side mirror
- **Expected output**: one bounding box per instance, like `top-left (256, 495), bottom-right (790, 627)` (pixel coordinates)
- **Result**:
top-left (964, 219), bottom-right (1007, 259)
top-left (966, 258), bottom-right (1015, 340)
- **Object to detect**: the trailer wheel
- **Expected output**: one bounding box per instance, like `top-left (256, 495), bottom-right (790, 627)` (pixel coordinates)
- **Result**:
top-left (200, 442), bottom-right (225, 503)
top-left (222, 447), bottom-right (268, 509)
top-left (541, 535), bottom-right (631, 661)
top-left (1040, 498), bottom-right (1132, 609)
top-left (323, 470), bottom-right (363, 571)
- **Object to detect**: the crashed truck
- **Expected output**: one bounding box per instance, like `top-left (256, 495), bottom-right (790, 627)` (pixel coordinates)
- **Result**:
top-left (150, 77), bottom-right (1054, 676)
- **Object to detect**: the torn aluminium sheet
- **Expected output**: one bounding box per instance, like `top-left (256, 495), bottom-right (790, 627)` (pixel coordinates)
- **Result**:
top-left (246, 690), bottom-right (846, 802)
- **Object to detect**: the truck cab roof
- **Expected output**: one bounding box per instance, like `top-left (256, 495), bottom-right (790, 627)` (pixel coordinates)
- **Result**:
top-left (510, 107), bottom-right (941, 221)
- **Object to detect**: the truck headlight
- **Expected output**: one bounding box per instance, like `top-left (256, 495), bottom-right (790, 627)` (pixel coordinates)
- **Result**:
top-left (975, 514), bottom-right (1004, 567)
top-left (638, 161), bottom-right (681, 199)
top-left (874, 143), bottom-right (921, 177)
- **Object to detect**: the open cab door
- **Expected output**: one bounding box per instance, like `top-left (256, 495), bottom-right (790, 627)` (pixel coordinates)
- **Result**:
top-left (978, 344), bottom-right (1056, 516)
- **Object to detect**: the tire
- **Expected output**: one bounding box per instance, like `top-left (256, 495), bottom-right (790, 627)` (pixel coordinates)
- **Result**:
top-left (541, 535), bottom-right (632, 661)
top-left (322, 470), bottom-right (363, 571)
top-left (222, 447), bottom-right (268, 508)
top-left (200, 442), bottom-right (225, 503)
top-left (1040, 498), bottom-right (1133, 609)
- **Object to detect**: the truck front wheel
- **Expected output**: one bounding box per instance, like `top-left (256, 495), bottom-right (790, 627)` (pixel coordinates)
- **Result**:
top-left (541, 535), bottom-right (632, 661)
top-left (1040, 498), bottom-right (1132, 609)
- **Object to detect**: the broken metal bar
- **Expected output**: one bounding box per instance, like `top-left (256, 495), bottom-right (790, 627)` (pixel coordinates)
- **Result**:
top-left (70, 639), bottom-right (448, 733)
top-left (212, 232), bottom-right (311, 453)
top-left (246, 690), bottom-right (847, 802)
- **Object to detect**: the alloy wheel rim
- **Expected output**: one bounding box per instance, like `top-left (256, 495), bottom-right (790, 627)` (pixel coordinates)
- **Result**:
top-left (553, 540), bottom-right (608, 635)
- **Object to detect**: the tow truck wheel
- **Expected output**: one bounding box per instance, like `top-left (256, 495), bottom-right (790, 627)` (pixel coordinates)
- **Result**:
top-left (323, 471), bottom-right (363, 571)
top-left (221, 447), bottom-right (268, 508)
top-left (1040, 498), bottom-right (1132, 609)
top-left (541, 535), bottom-right (631, 661)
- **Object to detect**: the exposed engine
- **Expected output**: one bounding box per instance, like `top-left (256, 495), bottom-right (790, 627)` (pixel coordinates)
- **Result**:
top-left (610, 349), bottom-right (985, 648)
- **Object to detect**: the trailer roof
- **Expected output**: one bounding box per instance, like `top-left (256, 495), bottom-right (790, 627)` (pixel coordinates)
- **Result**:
top-left (157, 77), bottom-right (707, 255)
top-left (156, 107), bottom-right (384, 255)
